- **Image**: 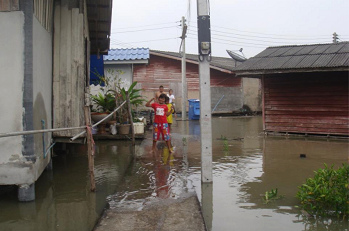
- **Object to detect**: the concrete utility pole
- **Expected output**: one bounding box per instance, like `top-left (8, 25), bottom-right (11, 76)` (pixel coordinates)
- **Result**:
top-left (197, 0), bottom-right (212, 183)
top-left (333, 32), bottom-right (338, 43)
top-left (181, 16), bottom-right (187, 120)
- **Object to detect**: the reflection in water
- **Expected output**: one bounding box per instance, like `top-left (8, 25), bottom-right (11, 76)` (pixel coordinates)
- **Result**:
top-left (0, 116), bottom-right (347, 231)
top-left (0, 141), bottom-right (133, 231)
top-left (201, 182), bottom-right (213, 231)
top-left (189, 117), bottom-right (348, 231)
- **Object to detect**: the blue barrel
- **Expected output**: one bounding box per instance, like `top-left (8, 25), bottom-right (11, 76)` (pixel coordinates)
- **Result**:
top-left (188, 99), bottom-right (200, 120)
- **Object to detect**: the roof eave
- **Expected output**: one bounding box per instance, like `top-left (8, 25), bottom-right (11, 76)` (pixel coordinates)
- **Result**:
top-left (150, 51), bottom-right (234, 74)
top-left (87, 1), bottom-right (113, 55)
top-left (104, 59), bottom-right (149, 64)
top-left (235, 66), bottom-right (349, 77)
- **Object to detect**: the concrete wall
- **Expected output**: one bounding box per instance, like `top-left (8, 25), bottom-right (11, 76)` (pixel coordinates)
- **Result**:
top-left (211, 87), bottom-right (243, 113)
top-left (0, 12), bottom-right (25, 177)
top-left (0, 11), bottom-right (54, 185)
top-left (32, 16), bottom-right (52, 179)
top-left (242, 78), bottom-right (262, 112)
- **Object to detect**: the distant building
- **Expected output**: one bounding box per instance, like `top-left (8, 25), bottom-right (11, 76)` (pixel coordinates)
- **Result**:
top-left (234, 42), bottom-right (349, 136)
top-left (102, 48), bottom-right (262, 114)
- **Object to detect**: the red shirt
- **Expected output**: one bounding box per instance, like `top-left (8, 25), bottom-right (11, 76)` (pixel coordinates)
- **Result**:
top-left (152, 103), bottom-right (168, 123)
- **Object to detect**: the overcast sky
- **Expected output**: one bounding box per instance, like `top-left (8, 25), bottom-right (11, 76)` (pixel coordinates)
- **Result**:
top-left (110, 0), bottom-right (349, 58)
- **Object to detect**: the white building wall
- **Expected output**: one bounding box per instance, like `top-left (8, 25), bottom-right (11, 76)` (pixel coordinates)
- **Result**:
top-left (0, 12), bottom-right (25, 166)
top-left (0, 13), bottom-right (53, 185)
top-left (90, 64), bottom-right (132, 109)
top-left (104, 64), bottom-right (132, 89)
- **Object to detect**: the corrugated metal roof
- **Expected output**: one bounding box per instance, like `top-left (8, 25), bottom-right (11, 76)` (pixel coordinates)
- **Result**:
top-left (150, 50), bottom-right (237, 72)
top-left (104, 48), bottom-right (150, 61)
top-left (234, 42), bottom-right (349, 74)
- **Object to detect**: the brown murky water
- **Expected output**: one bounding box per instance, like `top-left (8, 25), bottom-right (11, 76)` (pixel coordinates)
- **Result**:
top-left (0, 116), bottom-right (348, 231)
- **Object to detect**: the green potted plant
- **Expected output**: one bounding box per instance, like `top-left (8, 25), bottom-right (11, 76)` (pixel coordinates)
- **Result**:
top-left (90, 70), bottom-right (123, 133)
top-left (112, 81), bottom-right (146, 134)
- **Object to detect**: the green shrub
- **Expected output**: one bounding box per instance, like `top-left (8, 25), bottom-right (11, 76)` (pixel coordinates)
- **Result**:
top-left (296, 163), bottom-right (349, 218)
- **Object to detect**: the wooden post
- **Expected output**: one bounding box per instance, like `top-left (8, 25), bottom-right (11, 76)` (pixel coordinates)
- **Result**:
top-left (84, 106), bottom-right (96, 191)
top-left (126, 92), bottom-right (135, 146)
top-left (261, 75), bottom-right (265, 132)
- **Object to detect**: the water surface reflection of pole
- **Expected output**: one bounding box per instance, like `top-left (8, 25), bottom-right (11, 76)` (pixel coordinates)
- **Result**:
top-left (201, 182), bottom-right (213, 231)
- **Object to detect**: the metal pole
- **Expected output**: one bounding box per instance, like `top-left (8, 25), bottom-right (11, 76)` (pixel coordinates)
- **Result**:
top-left (197, 0), bottom-right (212, 183)
top-left (181, 16), bottom-right (187, 120)
top-left (0, 126), bottom-right (86, 138)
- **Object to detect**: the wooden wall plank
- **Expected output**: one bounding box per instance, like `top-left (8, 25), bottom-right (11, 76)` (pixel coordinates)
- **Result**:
top-left (133, 54), bottom-right (239, 95)
top-left (78, 12), bottom-right (85, 128)
top-left (11, 0), bottom-right (18, 10)
top-left (71, 8), bottom-right (79, 129)
top-left (264, 73), bottom-right (349, 136)
top-left (0, 0), bottom-right (11, 11)
top-left (58, 5), bottom-right (69, 136)
top-left (53, 3), bottom-right (61, 135)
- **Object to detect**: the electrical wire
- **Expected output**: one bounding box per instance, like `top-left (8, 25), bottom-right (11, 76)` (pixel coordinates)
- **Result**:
top-left (112, 22), bottom-right (177, 30)
top-left (110, 37), bottom-right (178, 45)
top-left (186, 36), bottom-right (267, 48)
top-left (111, 26), bottom-right (177, 34)
top-left (189, 21), bottom-right (348, 39)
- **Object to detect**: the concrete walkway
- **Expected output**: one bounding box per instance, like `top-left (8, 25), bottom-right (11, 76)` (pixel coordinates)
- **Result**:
top-left (94, 192), bottom-right (206, 231)
top-left (94, 120), bottom-right (206, 231)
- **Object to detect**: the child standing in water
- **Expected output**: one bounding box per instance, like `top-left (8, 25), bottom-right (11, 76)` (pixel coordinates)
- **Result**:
top-left (146, 93), bottom-right (174, 153)
top-left (167, 89), bottom-right (177, 119)
top-left (167, 89), bottom-right (175, 104)
top-left (165, 96), bottom-right (173, 133)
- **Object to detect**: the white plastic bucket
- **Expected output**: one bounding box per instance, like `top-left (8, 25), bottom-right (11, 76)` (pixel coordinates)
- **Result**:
top-left (133, 122), bottom-right (144, 134)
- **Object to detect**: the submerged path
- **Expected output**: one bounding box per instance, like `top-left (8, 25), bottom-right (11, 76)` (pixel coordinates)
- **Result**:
top-left (94, 193), bottom-right (205, 231)
top-left (94, 120), bottom-right (206, 231)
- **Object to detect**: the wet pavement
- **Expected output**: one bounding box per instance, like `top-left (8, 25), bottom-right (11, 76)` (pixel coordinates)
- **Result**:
top-left (0, 116), bottom-right (348, 231)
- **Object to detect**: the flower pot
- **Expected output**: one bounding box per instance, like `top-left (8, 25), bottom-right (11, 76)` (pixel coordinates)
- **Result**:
top-left (91, 112), bottom-right (112, 134)
top-left (91, 112), bottom-right (112, 123)
top-left (117, 124), bottom-right (130, 135)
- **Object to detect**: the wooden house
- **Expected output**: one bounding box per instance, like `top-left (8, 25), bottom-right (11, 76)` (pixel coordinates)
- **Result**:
top-left (0, 0), bottom-right (112, 201)
top-left (234, 42), bottom-right (349, 136)
top-left (103, 49), bottom-right (262, 114)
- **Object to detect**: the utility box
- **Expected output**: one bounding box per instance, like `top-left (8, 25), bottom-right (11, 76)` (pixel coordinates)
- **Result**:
top-left (188, 99), bottom-right (200, 120)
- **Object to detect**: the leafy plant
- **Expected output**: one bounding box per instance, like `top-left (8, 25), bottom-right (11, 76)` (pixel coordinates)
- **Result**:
top-left (296, 163), bottom-right (349, 219)
top-left (111, 81), bottom-right (146, 124)
top-left (90, 92), bottom-right (115, 113)
top-left (223, 139), bottom-right (229, 151)
top-left (220, 135), bottom-right (229, 151)
top-left (263, 188), bottom-right (282, 204)
top-left (90, 69), bottom-right (146, 123)
top-left (182, 137), bottom-right (187, 146)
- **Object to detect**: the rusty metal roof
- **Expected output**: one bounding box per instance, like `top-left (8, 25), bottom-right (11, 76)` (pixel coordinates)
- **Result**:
top-left (234, 42), bottom-right (349, 75)
top-left (150, 50), bottom-right (237, 73)
top-left (87, 0), bottom-right (113, 55)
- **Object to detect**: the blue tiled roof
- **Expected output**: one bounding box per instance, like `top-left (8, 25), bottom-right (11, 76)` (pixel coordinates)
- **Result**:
top-left (104, 48), bottom-right (149, 61)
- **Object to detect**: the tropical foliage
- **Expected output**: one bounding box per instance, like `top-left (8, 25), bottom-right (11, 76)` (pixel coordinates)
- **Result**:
top-left (296, 163), bottom-right (349, 218)
top-left (90, 69), bottom-right (146, 123)
top-left (90, 92), bottom-right (115, 113)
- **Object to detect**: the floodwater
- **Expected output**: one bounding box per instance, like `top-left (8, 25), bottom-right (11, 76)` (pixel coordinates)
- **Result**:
top-left (0, 116), bottom-right (348, 231)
